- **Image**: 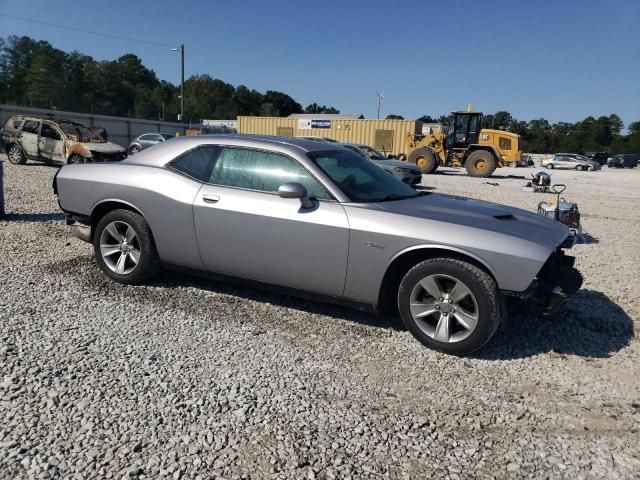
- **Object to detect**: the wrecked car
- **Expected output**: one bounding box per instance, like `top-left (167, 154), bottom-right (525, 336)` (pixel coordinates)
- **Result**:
top-left (1, 116), bottom-right (127, 165)
top-left (54, 135), bottom-right (583, 356)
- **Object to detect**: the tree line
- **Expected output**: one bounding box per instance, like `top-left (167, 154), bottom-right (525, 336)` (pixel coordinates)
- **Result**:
top-left (0, 36), bottom-right (339, 122)
top-left (1, 36), bottom-right (637, 154)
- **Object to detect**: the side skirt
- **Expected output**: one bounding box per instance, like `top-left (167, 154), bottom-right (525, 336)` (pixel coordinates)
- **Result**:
top-left (162, 263), bottom-right (377, 314)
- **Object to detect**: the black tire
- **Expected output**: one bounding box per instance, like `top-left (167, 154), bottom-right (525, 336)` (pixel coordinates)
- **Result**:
top-left (408, 147), bottom-right (438, 174)
top-left (397, 153), bottom-right (407, 162)
top-left (576, 165), bottom-right (583, 171)
top-left (546, 163), bottom-right (554, 169)
top-left (93, 209), bottom-right (161, 285)
top-left (68, 154), bottom-right (86, 164)
top-left (465, 150), bottom-right (497, 177)
top-left (130, 145), bottom-right (141, 155)
top-left (7, 144), bottom-right (26, 165)
top-left (397, 257), bottom-right (501, 356)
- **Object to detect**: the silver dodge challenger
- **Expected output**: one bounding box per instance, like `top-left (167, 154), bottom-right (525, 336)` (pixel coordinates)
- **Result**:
top-left (54, 135), bottom-right (582, 355)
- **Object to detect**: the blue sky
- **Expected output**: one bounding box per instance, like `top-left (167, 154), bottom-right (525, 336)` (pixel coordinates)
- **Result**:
top-left (1, 0), bottom-right (639, 126)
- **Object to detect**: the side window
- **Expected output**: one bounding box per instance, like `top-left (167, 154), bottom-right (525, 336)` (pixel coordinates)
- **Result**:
top-left (139, 134), bottom-right (153, 141)
top-left (209, 147), bottom-right (330, 200)
top-left (41, 124), bottom-right (61, 140)
top-left (22, 120), bottom-right (40, 134)
top-left (498, 137), bottom-right (512, 150)
top-left (151, 134), bottom-right (164, 142)
top-left (169, 146), bottom-right (221, 182)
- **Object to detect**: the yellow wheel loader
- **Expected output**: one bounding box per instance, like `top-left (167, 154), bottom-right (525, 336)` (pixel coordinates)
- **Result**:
top-left (403, 111), bottom-right (522, 177)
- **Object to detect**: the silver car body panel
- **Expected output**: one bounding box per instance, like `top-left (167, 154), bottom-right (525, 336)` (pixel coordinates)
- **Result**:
top-left (56, 135), bottom-right (570, 306)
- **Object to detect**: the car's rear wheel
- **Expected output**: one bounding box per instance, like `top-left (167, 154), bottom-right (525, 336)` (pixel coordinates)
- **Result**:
top-left (576, 165), bottom-right (583, 171)
top-left (7, 144), bottom-right (26, 165)
top-left (397, 258), bottom-right (501, 355)
top-left (68, 154), bottom-right (86, 164)
top-left (93, 209), bottom-right (160, 284)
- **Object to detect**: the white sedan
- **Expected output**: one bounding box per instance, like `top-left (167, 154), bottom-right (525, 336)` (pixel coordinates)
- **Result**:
top-left (542, 154), bottom-right (596, 171)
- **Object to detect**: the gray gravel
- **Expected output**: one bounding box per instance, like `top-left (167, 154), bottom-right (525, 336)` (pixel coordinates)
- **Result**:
top-left (1, 157), bottom-right (639, 479)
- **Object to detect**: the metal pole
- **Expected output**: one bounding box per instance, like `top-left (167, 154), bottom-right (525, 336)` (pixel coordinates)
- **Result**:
top-left (180, 44), bottom-right (184, 123)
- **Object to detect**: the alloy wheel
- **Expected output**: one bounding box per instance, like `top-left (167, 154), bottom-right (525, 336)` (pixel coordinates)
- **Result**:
top-left (409, 274), bottom-right (479, 343)
top-left (8, 145), bottom-right (23, 164)
top-left (99, 221), bottom-right (141, 275)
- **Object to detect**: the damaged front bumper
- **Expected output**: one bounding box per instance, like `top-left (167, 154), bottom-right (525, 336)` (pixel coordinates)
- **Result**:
top-left (503, 246), bottom-right (583, 316)
top-left (536, 249), bottom-right (583, 315)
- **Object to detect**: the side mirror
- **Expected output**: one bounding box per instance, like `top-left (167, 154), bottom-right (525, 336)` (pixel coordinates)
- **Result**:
top-left (277, 182), bottom-right (314, 209)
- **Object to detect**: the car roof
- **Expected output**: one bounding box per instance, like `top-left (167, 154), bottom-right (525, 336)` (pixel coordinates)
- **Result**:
top-left (123, 134), bottom-right (348, 167)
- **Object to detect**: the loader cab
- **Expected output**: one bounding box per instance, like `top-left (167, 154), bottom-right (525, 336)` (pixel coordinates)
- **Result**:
top-left (447, 112), bottom-right (483, 149)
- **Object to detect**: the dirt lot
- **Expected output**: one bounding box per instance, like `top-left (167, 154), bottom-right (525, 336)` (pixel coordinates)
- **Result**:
top-left (1, 157), bottom-right (639, 479)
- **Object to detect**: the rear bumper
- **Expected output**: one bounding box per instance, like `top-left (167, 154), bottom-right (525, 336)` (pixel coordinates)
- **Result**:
top-left (65, 214), bottom-right (92, 243)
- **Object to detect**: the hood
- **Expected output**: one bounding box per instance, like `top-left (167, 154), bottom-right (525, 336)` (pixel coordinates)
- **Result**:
top-left (87, 142), bottom-right (126, 154)
top-left (375, 159), bottom-right (420, 171)
top-left (375, 193), bottom-right (569, 249)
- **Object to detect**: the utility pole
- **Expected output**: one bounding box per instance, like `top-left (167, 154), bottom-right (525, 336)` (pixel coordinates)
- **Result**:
top-left (171, 44), bottom-right (185, 122)
top-left (180, 44), bottom-right (184, 122)
top-left (376, 92), bottom-right (384, 120)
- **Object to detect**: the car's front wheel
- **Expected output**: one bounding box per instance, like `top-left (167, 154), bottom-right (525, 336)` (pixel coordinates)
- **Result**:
top-left (7, 144), bottom-right (26, 165)
top-left (397, 258), bottom-right (501, 355)
top-left (545, 163), bottom-right (554, 169)
top-left (93, 209), bottom-right (161, 284)
top-left (130, 145), bottom-right (141, 155)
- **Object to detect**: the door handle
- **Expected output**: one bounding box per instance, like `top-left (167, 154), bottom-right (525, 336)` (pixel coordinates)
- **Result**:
top-left (202, 194), bottom-right (220, 204)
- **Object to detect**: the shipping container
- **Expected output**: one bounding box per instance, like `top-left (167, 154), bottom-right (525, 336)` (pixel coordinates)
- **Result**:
top-left (237, 116), bottom-right (423, 156)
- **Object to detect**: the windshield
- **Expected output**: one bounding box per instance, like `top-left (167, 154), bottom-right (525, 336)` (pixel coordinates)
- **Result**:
top-left (59, 122), bottom-right (104, 142)
top-left (308, 150), bottom-right (419, 203)
top-left (359, 145), bottom-right (387, 160)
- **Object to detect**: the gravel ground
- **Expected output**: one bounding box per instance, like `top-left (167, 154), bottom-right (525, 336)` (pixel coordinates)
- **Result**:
top-left (1, 157), bottom-right (639, 479)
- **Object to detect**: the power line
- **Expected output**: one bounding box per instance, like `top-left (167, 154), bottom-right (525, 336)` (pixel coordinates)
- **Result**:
top-left (0, 13), bottom-right (176, 48)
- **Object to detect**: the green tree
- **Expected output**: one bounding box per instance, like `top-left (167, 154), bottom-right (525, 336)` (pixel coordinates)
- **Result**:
top-left (262, 90), bottom-right (302, 116)
top-left (417, 115), bottom-right (436, 123)
top-left (304, 103), bottom-right (340, 114)
top-left (386, 114), bottom-right (404, 120)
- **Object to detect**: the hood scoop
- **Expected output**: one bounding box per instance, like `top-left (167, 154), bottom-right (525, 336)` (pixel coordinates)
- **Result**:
top-left (494, 214), bottom-right (516, 220)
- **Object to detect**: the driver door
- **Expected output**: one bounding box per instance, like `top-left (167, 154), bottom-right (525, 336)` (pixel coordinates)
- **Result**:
top-left (190, 146), bottom-right (350, 297)
top-left (38, 123), bottom-right (65, 162)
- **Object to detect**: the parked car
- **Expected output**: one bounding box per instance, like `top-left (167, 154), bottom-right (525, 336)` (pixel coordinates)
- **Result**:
top-left (341, 143), bottom-right (422, 185)
top-left (607, 154), bottom-right (639, 168)
top-left (515, 154), bottom-right (535, 168)
top-left (128, 133), bottom-right (174, 154)
top-left (1, 116), bottom-right (127, 165)
top-left (295, 136), bottom-right (338, 143)
top-left (584, 151), bottom-right (608, 165)
top-left (54, 135), bottom-right (582, 356)
top-left (542, 154), bottom-right (598, 171)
